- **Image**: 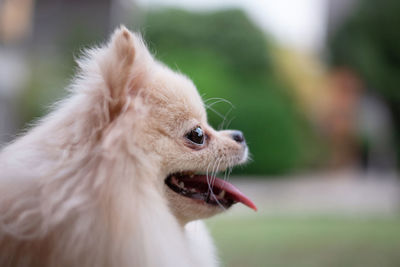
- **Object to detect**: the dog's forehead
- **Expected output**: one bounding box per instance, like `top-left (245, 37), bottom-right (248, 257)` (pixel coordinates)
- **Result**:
top-left (151, 64), bottom-right (206, 120)
top-left (175, 77), bottom-right (205, 117)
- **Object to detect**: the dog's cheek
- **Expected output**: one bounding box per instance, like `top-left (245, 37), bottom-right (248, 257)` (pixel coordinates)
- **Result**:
top-left (147, 134), bottom-right (188, 171)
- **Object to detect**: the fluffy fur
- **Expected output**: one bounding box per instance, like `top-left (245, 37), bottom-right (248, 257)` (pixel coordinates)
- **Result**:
top-left (0, 26), bottom-right (248, 267)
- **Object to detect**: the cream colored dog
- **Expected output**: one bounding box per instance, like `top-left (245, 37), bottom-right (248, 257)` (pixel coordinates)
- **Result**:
top-left (0, 26), bottom-right (256, 267)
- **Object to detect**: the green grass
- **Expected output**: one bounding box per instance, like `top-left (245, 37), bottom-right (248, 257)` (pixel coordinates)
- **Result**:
top-left (207, 215), bottom-right (400, 267)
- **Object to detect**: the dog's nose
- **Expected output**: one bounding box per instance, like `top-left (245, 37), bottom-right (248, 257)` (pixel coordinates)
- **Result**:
top-left (231, 130), bottom-right (245, 144)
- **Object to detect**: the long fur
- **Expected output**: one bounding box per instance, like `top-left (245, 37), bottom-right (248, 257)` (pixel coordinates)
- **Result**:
top-left (0, 26), bottom-right (247, 267)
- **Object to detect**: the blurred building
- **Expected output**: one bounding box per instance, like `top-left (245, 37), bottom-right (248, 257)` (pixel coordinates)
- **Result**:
top-left (0, 0), bottom-right (34, 144)
top-left (326, 0), bottom-right (359, 36)
top-left (28, 0), bottom-right (138, 50)
top-left (0, 0), bottom-right (136, 145)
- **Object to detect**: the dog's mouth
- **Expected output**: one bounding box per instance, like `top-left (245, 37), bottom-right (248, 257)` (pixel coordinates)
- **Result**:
top-left (165, 172), bottom-right (257, 211)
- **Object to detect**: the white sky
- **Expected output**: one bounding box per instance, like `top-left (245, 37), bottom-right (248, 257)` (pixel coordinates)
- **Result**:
top-left (135, 0), bottom-right (329, 52)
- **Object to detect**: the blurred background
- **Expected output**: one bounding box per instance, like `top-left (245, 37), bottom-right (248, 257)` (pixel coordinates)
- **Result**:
top-left (1, 0), bottom-right (399, 266)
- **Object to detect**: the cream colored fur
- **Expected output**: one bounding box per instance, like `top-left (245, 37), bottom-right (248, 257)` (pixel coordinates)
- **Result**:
top-left (0, 26), bottom-right (248, 267)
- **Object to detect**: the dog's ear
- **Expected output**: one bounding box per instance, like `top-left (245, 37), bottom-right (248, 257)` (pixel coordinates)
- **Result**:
top-left (106, 26), bottom-right (136, 101)
top-left (101, 26), bottom-right (151, 117)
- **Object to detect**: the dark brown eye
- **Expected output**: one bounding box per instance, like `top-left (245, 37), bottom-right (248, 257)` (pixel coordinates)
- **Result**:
top-left (186, 126), bottom-right (204, 145)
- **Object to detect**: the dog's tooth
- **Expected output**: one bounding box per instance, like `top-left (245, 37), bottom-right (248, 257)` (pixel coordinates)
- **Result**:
top-left (190, 188), bottom-right (197, 193)
top-left (218, 190), bottom-right (226, 198)
top-left (179, 181), bottom-right (185, 188)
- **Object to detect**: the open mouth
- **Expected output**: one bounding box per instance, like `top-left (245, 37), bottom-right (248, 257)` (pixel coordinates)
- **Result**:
top-left (165, 172), bottom-right (257, 211)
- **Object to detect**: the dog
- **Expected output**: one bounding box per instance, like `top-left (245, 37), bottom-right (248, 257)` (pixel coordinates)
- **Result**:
top-left (0, 26), bottom-right (256, 267)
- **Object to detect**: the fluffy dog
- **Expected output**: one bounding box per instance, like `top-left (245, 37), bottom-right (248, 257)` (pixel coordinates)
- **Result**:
top-left (0, 26), bottom-right (256, 267)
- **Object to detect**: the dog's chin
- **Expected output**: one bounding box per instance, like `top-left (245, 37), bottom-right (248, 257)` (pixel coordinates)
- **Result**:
top-left (165, 186), bottom-right (224, 225)
top-left (164, 168), bottom-right (256, 225)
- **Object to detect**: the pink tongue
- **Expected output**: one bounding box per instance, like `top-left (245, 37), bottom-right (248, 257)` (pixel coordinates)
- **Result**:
top-left (188, 175), bottom-right (257, 211)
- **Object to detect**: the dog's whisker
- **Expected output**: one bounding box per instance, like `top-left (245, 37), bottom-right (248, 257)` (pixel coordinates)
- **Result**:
top-left (204, 105), bottom-right (226, 121)
top-left (225, 158), bottom-right (233, 183)
top-left (209, 159), bottom-right (218, 191)
top-left (218, 106), bottom-right (233, 130)
top-left (204, 97), bottom-right (234, 109)
top-left (223, 163), bottom-right (229, 182)
top-left (207, 157), bottom-right (227, 211)
top-left (225, 115), bottom-right (236, 130)
top-left (206, 156), bottom-right (220, 203)
top-left (228, 161), bottom-right (233, 182)
top-left (204, 97), bottom-right (235, 130)
top-left (211, 153), bottom-right (222, 185)
top-left (212, 158), bottom-right (223, 188)
top-left (205, 161), bottom-right (213, 201)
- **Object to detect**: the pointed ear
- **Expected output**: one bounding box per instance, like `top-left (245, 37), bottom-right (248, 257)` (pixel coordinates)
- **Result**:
top-left (106, 26), bottom-right (136, 101)
top-left (100, 26), bottom-right (151, 117)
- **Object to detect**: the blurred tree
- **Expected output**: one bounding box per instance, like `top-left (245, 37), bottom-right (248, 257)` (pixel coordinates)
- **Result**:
top-left (19, 8), bottom-right (318, 176)
top-left (137, 8), bottom-right (316, 175)
top-left (328, 0), bottom-right (400, 167)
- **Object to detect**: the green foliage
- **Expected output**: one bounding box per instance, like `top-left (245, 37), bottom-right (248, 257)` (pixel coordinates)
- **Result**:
top-left (20, 59), bottom-right (69, 127)
top-left (21, 8), bottom-right (316, 175)
top-left (139, 8), bottom-right (313, 174)
top-left (143, 9), bottom-right (270, 76)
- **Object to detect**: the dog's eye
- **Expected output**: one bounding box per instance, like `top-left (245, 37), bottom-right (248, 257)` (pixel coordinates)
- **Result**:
top-left (186, 126), bottom-right (205, 145)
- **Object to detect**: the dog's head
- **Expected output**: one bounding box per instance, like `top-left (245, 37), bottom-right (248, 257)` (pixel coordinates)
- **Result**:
top-left (90, 27), bottom-right (256, 224)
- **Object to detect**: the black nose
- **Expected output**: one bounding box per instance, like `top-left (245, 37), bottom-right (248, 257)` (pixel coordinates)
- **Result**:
top-left (231, 130), bottom-right (245, 144)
